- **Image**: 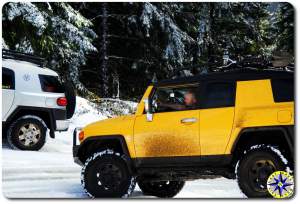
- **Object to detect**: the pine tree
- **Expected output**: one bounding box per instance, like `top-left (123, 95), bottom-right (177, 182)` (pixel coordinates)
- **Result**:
top-left (3, 2), bottom-right (293, 100)
top-left (196, 3), bottom-right (270, 64)
top-left (276, 3), bottom-right (294, 54)
top-left (73, 2), bottom-right (287, 99)
top-left (2, 2), bottom-right (97, 96)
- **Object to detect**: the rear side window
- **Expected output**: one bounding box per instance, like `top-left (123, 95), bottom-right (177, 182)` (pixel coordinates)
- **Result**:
top-left (271, 78), bottom-right (294, 102)
top-left (201, 82), bottom-right (236, 109)
top-left (2, 67), bottom-right (15, 89)
top-left (39, 75), bottom-right (64, 93)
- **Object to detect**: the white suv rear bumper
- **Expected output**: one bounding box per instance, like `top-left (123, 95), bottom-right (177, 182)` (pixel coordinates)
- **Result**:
top-left (56, 120), bottom-right (70, 131)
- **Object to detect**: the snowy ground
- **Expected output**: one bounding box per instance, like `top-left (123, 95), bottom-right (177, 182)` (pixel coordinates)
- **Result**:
top-left (2, 97), bottom-right (245, 198)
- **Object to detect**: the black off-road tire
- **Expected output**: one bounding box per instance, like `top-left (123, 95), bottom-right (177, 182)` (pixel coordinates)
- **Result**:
top-left (81, 149), bottom-right (136, 198)
top-left (237, 145), bottom-right (289, 198)
top-left (138, 180), bottom-right (185, 198)
top-left (7, 115), bottom-right (47, 151)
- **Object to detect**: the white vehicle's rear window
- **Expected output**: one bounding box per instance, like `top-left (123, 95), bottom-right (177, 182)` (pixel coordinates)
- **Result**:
top-left (39, 75), bottom-right (64, 93)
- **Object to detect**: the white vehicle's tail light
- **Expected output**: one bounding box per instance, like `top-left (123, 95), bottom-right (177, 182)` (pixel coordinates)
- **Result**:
top-left (57, 97), bottom-right (68, 106)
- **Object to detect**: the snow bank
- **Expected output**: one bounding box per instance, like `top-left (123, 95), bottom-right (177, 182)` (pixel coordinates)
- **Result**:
top-left (71, 96), bottom-right (109, 127)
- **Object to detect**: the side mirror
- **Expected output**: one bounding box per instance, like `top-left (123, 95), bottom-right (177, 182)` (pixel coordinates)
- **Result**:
top-left (143, 98), bottom-right (153, 122)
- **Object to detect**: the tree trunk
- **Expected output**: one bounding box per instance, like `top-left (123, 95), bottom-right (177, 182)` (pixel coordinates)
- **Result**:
top-left (101, 2), bottom-right (109, 97)
top-left (112, 70), bottom-right (120, 99)
top-left (208, 3), bottom-right (215, 60)
top-left (207, 3), bottom-right (216, 72)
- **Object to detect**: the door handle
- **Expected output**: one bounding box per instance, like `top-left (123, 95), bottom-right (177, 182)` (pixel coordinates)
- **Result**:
top-left (181, 118), bottom-right (197, 124)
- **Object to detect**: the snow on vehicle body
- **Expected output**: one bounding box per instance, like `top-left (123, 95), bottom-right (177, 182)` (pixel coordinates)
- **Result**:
top-left (2, 50), bottom-right (76, 151)
top-left (73, 69), bottom-right (294, 198)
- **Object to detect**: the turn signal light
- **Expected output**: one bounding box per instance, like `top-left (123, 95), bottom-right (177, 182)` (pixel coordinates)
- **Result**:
top-left (57, 97), bottom-right (68, 106)
top-left (79, 131), bottom-right (84, 141)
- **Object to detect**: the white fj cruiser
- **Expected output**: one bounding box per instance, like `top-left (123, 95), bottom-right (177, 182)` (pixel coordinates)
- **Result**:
top-left (2, 49), bottom-right (76, 151)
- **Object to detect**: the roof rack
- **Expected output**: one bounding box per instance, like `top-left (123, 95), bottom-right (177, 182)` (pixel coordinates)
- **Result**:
top-left (170, 56), bottom-right (294, 78)
top-left (2, 49), bottom-right (45, 67)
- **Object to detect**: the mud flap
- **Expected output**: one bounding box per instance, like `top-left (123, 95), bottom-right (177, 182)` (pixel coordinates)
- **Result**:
top-left (49, 129), bottom-right (55, 138)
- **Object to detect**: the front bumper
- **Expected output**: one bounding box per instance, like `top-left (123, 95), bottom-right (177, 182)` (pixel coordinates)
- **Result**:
top-left (73, 127), bottom-right (83, 166)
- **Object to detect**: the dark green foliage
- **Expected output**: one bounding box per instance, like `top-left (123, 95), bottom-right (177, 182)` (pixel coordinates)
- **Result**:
top-left (2, 2), bottom-right (294, 100)
top-left (276, 3), bottom-right (294, 53)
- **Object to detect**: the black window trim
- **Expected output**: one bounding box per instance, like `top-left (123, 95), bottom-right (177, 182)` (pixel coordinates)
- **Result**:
top-left (2, 67), bottom-right (15, 90)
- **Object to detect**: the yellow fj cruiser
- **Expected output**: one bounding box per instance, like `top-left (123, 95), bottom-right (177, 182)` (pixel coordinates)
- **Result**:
top-left (73, 70), bottom-right (294, 198)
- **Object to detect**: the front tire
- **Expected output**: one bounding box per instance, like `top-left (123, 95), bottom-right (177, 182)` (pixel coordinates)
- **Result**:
top-left (7, 115), bottom-right (47, 151)
top-left (81, 149), bottom-right (136, 198)
top-left (237, 145), bottom-right (288, 198)
top-left (138, 180), bottom-right (185, 198)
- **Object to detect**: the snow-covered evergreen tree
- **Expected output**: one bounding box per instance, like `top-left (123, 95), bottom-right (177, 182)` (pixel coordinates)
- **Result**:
top-left (275, 3), bottom-right (294, 54)
top-left (140, 2), bottom-right (196, 69)
top-left (2, 2), bottom-right (293, 100)
top-left (2, 2), bottom-right (97, 96)
top-left (195, 3), bottom-right (270, 64)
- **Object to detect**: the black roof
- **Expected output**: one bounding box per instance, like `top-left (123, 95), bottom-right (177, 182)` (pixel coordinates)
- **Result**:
top-left (154, 69), bottom-right (294, 87)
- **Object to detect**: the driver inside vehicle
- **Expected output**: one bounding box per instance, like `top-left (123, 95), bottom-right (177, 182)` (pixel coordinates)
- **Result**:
top-left (157, 89), bottom-right (197, 111)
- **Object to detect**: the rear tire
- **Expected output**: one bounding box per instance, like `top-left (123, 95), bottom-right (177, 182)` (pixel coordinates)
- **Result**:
top-left (81, 149), bottom-right (136, 198)
top-left (7, 115), bottom-right (47, 151)
top-left (138, 180), bottom-right (185, 198)
top-left (237, 145), bottom-right (288, 198)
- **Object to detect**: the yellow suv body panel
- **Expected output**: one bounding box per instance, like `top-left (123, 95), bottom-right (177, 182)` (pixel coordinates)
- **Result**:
top-left (199, 107), bottom-right (235, 155)
top-left (134, 109), bottom-right (200, 157)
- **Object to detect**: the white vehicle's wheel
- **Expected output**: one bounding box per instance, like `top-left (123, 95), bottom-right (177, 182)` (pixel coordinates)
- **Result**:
top-left (7, 115), bottom-right (47, 151)
top-left (81, 149), bottom-right (136, 198)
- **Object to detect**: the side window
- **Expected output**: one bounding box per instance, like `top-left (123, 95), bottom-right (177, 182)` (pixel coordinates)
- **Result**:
top-left (151, 85), bottom-right (199, 113)
top-left (2, 68), bottom-right (15, 90)
top-left (201, 82), bottom-right (235, 109)
top-left (271, 78), bottom-right (294, 102)
top-left (39, 75), bottom-right (65, 93)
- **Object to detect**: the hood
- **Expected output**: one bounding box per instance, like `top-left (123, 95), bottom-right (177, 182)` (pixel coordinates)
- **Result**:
top-left (83, 115), bottom-right (136, 138)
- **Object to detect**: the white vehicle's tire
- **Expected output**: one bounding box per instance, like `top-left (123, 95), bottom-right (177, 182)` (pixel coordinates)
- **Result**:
top-left (7, 115), bottom-right (47, 151)
top-left (81, 149), bottom-right (136, 198)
